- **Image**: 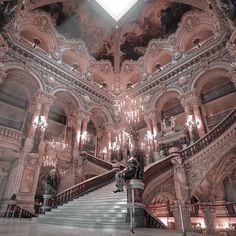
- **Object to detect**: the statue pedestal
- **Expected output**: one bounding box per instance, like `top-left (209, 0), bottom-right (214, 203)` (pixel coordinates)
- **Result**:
top-left (126, 179), bottom-right (145, 232)
top-left (42, 194), bottom-right (53, 213)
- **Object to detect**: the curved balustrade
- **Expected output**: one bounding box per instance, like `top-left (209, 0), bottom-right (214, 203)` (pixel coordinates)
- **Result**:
top-left (54, 169), bottom-right (116, 206)
top-left (143, 156), bottom-right (173, 185)
top-left (181, 108), bottom-right (236, 160)
top-left (0, 126), bottom-right (22, 150)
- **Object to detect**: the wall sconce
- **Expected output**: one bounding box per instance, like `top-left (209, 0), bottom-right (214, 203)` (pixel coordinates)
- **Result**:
top-left (33, 115), bottom-right (47, 130)
top-left (185, 115), bottom-right (201, 129)
top-left (81, 131), bottom-right (90, 144)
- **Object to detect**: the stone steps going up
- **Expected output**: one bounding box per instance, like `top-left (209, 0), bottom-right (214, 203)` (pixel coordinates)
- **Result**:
top-left (33, 181), bottom-right (130, 228)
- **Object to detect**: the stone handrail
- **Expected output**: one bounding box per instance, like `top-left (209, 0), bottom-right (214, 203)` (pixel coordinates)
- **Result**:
top-left (143, 156), bottom-right (173, 185)
top-left (0, 126), bottom-right (22, 140)
top-left (82, 152), bottom-right (126, 170)
top-left (144, 208), bottom-right (167, 229)
top-left (5, 204), bottom-right (37, 218)
top-left (82, 152), bottom-right (113, 170)
top-left (181, 108), bottom-right (236, 160)
top-left (54, 169), bottom-right (116, 206)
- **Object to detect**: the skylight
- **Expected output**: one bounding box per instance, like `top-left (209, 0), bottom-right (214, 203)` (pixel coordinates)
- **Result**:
top-left (95, 0), bottom-right (138, 22)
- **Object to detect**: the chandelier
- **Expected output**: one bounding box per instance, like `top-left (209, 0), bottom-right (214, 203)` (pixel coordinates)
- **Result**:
top-left (48, 139), bottom-right (69, 151)
top-left (116, 97), bottom-right (144, 123)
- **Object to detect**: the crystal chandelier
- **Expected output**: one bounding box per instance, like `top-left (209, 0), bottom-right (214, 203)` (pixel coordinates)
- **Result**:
top-left (48, 139), bottom-right (69, 151)
top-left (43, 155), bottom-right (57, 167)
top-left (116, 97), bottom-right (144, 123)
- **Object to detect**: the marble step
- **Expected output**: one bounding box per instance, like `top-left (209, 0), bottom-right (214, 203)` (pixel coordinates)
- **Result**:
top-left (45, 212), bottom-right (127, 218)
top-left (37, 215), bottom-right (127, 223)
top-left (33, 217), bottom-right (130, 229)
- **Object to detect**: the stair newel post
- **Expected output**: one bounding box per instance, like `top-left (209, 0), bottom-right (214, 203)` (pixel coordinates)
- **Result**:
top-left (126, 179), bottom-right (145, 233)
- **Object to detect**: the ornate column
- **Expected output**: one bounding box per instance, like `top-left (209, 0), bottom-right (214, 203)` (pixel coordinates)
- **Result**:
top-left (96, 128), bottom-right (103, 157)
top-left (73, 116), bottom-right (82, 155)
top-left (191, 91), bottom-right (205, 137)
top-left (144, 116), bottom-right (154, 158)
top-left (106, 126), bottom-right (112, 162)
top-left (200, 203), bottom-right (216, 234)
top-left (40, 94), bottom-right (54, 141)
top-left (179, 90), bottom-right (205, 140)
top-left (150, 111), bottom-right (159, 152)
top-left (170, 147), bottom-right (192, 232)
top-left (79, 111), bottom-right (90, 151)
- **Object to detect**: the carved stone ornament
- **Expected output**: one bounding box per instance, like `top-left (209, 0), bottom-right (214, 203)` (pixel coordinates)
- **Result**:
top-left (182, 14), bottom-right (200, 32)
top-left (187, 134), bottom-right (236, 196)
top-left (24, 153), bottom-right (41, 168)
top-left (143, 172), bottom-right (175, 205)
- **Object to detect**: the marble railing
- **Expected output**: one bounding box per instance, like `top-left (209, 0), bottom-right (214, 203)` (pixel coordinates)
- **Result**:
top-left (181, 108), bottom-right (236, 160)
top-left (54, 170), bottom-right (116, 206)
top-left (5, 204), bottom-right (37, 218)
top-left (0, 126), bottom-right (22, 151)
top-left (82, 152), bottom-right (125, 171)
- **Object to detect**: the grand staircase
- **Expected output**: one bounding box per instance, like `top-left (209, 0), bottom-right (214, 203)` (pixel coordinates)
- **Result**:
top-left (33, 181), bottom-right (130, 228)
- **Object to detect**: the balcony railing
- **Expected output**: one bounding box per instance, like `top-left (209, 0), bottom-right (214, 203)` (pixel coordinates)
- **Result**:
top-left (181, 108), bottom-right (236, 160)
top-left (0, 126), bottom-right (22, 150)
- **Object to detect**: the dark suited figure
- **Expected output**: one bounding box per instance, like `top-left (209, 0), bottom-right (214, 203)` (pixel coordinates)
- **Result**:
top-left (113, 156), bottom-right (140, 193)
top-left (44, 169), bottom-right (60, 196)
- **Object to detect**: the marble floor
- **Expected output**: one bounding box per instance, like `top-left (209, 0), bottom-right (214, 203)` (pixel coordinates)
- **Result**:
top-left (0, 218), bottom-right (215, 236)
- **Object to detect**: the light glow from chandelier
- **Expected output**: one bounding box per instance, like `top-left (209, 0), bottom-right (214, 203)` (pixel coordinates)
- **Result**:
top-left (117, 97), bottom-right (144, 123)
top-left (95, 0), bottom-right (138, 22)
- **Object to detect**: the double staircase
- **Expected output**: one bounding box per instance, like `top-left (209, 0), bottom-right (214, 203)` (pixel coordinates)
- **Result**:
top-left (33, 182), bottom-right (130, 228)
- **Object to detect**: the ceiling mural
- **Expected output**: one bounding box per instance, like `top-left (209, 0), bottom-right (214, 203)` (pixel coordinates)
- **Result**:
top-left (119, 1), bottom-right (193, 62)
top-left (35, 0), bottom-right (195, 68)
top-left (35, 0), bottom-right (115, 65)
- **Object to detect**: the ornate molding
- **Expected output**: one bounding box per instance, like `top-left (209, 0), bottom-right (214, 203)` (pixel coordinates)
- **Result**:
top-left (186, 125), bottom-right (236, 196)
top-left (143, 169), bottom-right (174, 205)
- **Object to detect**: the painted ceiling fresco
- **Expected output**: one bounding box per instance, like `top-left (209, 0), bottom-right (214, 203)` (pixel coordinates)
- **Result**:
top-left (35, 0), bottom-right (195, 68)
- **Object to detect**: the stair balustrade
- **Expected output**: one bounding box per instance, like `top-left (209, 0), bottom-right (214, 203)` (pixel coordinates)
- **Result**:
top-left (5, 204), bottom-right (37, 219)
top-left (181, 108), bottom-right (236, 160)
top-left (54, 169), bottom-right (116, 206)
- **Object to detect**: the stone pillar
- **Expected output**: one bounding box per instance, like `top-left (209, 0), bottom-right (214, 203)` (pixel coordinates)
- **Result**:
top-left (170, 147), bottom-right (192, 232)
top-left (126, 179), bottom-right (145, 230)
top-left (150, 113), bottom-right (159, 152)
top-left (73, 116), bottom-right (82, 152)
top-left (80, 118), bottom-right (89, 151)
top-left (191, 92), bottom-right (205, 137)
top-left (106, 128), bottom-right (112, 162)
top-left (200, 203), bottom-right (216, 234)
top-left (179, 90), bottom-right (205, 141)
top-left (96, 128), bottom-right (103, 157)
top-left (144, 116), bottom-right (154, 155)
top-left (2, 91), bottom-right (53, 213)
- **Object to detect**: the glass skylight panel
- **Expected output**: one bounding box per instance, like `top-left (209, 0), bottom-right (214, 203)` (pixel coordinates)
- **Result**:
top-left (96, 0), bottom-right (138, 22)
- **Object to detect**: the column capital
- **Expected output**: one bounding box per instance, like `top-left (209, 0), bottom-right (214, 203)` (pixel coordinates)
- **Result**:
top-left (77, 110), bottom-right (91, 122)
top-left (33, 90), bottom-right (54, 107)
top-left (178, 89), bottom-right (199, 108)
